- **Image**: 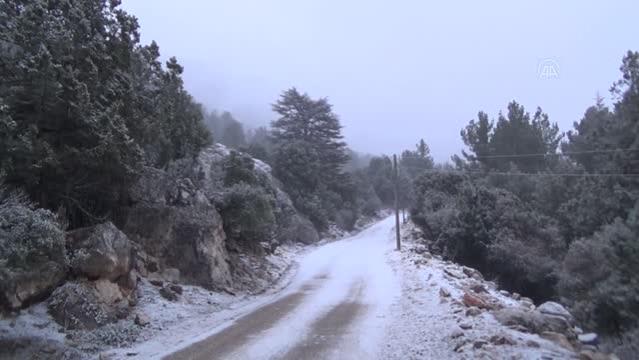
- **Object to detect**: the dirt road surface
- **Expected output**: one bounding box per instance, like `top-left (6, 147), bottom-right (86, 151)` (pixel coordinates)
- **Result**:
top-left (164, 216), bottom-right (399, 360)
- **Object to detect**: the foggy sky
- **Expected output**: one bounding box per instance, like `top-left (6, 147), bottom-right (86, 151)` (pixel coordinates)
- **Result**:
top-left (122, 0), bottom-right (638, 162)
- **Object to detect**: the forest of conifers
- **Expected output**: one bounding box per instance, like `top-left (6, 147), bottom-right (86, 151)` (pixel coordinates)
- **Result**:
top-left (1, 0), bottom-right (638, 351)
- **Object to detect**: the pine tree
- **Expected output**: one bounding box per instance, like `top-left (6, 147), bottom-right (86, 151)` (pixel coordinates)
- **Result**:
top-left (270, 88), bottom-right (350, 229)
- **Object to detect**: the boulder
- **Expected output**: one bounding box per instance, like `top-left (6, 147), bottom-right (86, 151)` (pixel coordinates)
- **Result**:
top-left (134, 312), bottom-right (150, 327)
top-left (0, 206), bottom-right (68, 312)
top-left (466, 307), bottom-right (482, 316)
top-left (489, 334), bottom-right (516, 346)
top-left (462, 292), bottom-right (492, 309)
top-left (48, 280), bottom-right (128, 330)
top-left (168, 284), bottom-right (183, 295)
top-left (159, 286), bottom-right (179, 301)
top-left (538, 301), bottom-right (574, 323)
top-left (492, 307), bottom-right (573, 335)
top-left (439, 287), bottom-right (451, 298)
top-left (462, 266), bottom-right (484, 281)
top-left (66, 222), bottom-right (133, 281)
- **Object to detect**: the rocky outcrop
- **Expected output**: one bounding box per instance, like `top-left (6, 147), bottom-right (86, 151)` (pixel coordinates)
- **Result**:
top-left (198, 144), bottom-right (319, 247)
top-left (0, 205), bottom-right (68, 312)
top-left (120, 144), bottom-right (319, 291)
top-left (66, 222), bottom-right (133, 281)
top-left (121, 165), bottom-right (232, 290)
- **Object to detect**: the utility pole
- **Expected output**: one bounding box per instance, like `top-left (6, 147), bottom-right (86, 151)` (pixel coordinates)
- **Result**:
top-left (393, 154), bottom-right (401, 251)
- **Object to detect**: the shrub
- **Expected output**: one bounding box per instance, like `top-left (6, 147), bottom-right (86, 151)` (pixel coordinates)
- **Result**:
top-left (411, 173), bottom-right (562, 301)
top-left (220, 183), bottom-right (276, 249)
top-left (558, 202), bottom-right (639, 334)
top-left (0, 184), bottom-right (66, 269)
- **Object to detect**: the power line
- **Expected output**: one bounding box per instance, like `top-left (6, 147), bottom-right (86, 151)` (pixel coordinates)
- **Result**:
top-left (398, 166), bottom-right (639, 178)
top-left (398, 148), bottom-right (639, 161)
top-left (470, 148), bottom-right (639, 160)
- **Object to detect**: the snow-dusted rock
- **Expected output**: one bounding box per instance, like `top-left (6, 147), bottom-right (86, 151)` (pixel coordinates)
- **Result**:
top-left (492, 307), bottom-right (573, 335)
top-left (123, 166), bottom-right (232, 290)
top-left (134, 313), bottom-right (150, 327)
top-left (67, 222), bottom-right (133, 281)
top-left (537, 301), bottom-right (574, 323)
top-left (48, 281), bottom-right (128, 330)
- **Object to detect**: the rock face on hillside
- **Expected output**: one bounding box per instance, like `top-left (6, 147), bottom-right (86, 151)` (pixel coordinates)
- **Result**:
top-left (119, 144), bottom-right (318, 291)
top-left (122, 165), bottom-right (232, 290)
top-left (196, 145), bottom-right (319, 246)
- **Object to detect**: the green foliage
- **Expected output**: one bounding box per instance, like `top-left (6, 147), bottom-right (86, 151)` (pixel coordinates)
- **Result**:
top-left (559, 202), bottom-right (639, 333)
top-left (270, 88), bottom-right (352, 231)
top-left (461, 102), bottom-right (563, 172)
top-left (223, 151), bottom-right (258, 186)
top-left (0, 183), bottom-right (66, 269)
top-left (0, 0), bottom-right (210, 227)
top-left (411, 172), bottom-right (563, 301)
top-left (220, 183), bottom-right (276, 248)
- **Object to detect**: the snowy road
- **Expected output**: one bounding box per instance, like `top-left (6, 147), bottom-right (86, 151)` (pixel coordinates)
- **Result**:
top-left (164, 216), bottom-right (400, 360)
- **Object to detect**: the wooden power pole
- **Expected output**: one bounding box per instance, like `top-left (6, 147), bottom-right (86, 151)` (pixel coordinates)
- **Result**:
top-left (393, 154), bottom-right (401, 251)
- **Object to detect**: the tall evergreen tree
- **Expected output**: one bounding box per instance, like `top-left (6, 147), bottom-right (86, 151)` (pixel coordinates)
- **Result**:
top-left (270, 88), bottom-right (350, 229)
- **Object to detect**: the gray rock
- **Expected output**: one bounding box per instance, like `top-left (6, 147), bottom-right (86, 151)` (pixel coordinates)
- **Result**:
top-left (66, 222), bottom-right (133, 281)
top-left (439, 287), bottom-right (451, 298)
top-left (48, 280), bottom-right (128, 330)
top-left (450, 328), bottom-right (464, 339)
top-left (122, 166), bottom-right (232, 290)
top-left (168, 284), bottom-right (183, 295)
top-left (159, 286), bottom-right (179, 301)
top-left (537, 301), bottom-right (574, 323)
top-left (466, 307), bottom-right (482, 316)
top-left (134, 313), bottom-right (150, 327)
top-left (459, 322), bottom-right (473, 330)
top-left (492, 307), bottom-right (573, 335)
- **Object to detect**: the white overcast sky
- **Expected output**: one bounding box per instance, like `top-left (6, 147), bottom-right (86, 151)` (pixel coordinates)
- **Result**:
top-left (122, 0), bottom-right (638, 162)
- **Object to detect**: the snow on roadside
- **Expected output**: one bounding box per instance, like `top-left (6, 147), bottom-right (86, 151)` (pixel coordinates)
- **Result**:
top-left (102, 243), bottom-right (306, 359)
top-left (379, 222), bottom-right (576, 360)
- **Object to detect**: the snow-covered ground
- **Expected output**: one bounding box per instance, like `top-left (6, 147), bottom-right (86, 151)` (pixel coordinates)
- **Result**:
top-left (3, 215), bottom-right (581, 359)
top-left (380, 222), bottom-right (576, 359)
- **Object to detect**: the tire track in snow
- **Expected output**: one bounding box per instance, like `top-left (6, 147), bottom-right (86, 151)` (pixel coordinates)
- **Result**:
top-left (163, 273), bottom-right (329, 360)
top-left (279, 279), bottom-right (368, 360)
